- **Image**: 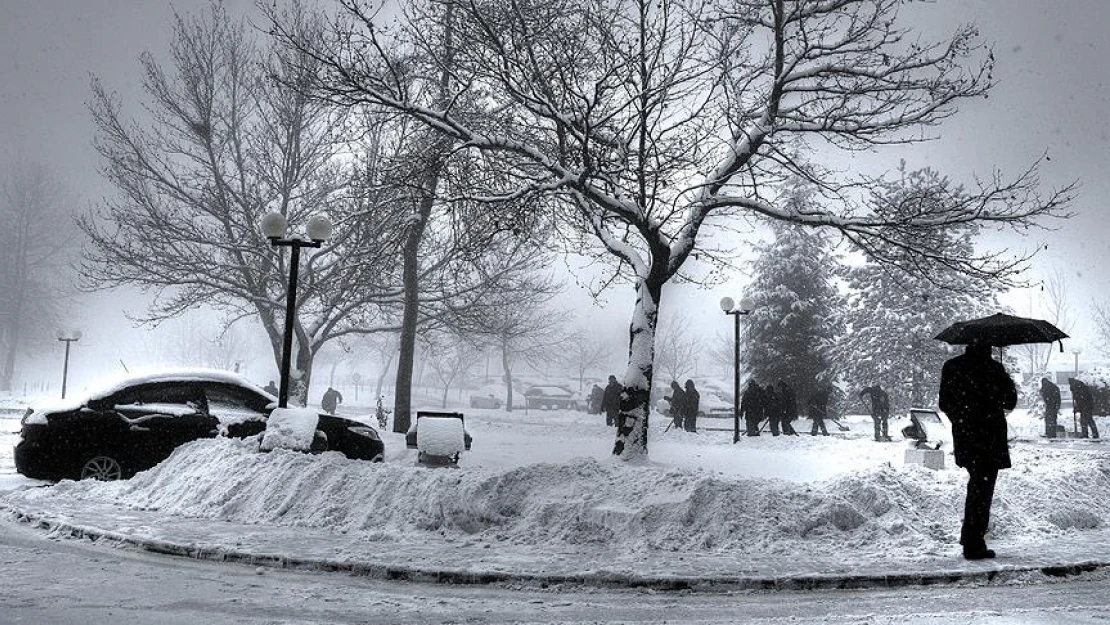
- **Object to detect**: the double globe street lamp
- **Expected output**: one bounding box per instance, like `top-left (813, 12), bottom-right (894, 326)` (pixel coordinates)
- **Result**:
top-left (262, 212), bottom-right (332, 408)
top-left (720, 296), bottom-right (755, 444)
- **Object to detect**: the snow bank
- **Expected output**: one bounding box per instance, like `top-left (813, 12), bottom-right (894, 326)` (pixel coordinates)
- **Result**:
top-left (259, 408), bottom-right (319, 452)
top-left (12, 430), bottom-right (1110, 562)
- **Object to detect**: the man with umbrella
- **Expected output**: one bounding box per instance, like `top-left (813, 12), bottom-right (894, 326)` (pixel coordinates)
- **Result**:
top-left (935, 312), bottom-right (1067, 560)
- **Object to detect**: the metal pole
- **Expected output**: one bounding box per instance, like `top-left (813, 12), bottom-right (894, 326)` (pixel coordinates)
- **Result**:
top-left (278, 243), bottom-right (302, 409)
top-left (60, 339), bottom-right (72, 399)
top-left (732, 311), bottom-right (740, 444)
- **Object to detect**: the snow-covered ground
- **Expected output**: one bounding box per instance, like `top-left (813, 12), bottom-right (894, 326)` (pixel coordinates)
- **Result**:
top-left (2, 400), bottom-right (1110, 582)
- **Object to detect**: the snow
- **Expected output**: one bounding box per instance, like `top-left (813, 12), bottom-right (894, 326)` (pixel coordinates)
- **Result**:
top-left (258, 407), bottom-right (319, 452)
top-left (3, 404), bottom-right (1110, 581)
top-left (415, 415), bottom-right (466, 456)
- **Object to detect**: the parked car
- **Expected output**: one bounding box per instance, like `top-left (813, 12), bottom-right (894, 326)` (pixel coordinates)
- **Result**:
top-left (468, 386), bottom-right (503, 409)
top-left (524, 385), bottom-right (581, 410)
top-left (405, 411), bottom-right (473, 463)
top-left (14, 369), bottom-right (384, 481)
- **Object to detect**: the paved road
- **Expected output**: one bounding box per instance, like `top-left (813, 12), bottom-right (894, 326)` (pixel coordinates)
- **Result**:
top-left (3, 518), bottom-right (1110, 624)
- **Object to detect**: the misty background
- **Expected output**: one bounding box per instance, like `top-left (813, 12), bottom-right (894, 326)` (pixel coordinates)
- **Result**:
top-left (1, 0), bottom-right (1108, 400)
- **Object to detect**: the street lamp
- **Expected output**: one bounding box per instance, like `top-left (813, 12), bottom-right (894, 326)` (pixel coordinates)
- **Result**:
top-left (721, 296), bottom-right (756, 444)
top-left (262, 211), bottom-right (332, 408)
top-left (56, 329), bottom-right (82, 399)
top-left (1072, 345), bottom-right (1083, 377)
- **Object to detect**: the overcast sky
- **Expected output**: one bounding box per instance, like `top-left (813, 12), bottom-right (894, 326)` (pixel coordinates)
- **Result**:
top-left (2, 0), bottom-right (1110, 387)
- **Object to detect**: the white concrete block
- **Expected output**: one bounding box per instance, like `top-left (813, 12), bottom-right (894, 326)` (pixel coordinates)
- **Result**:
top-left (904, 448), bottom-right (945, 470)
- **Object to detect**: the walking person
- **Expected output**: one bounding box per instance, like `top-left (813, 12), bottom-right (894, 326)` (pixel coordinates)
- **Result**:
top-left (939, 342), bottom-right (1017, 560)
top-left (740, 380), bottom-right (765, 437)
top-left (808, 383), bottom-right (831, 436)
top-left (1070, 378), bottom-right (1099, 439)
top-left (263, 380), bottom-right (279, 396)
top-left (860, 384), bottom-right (891, 442)
top-left (763, 382), bottom-right (781, 436)
top-left (779, 380), bottom-right (798, 435)
top-left (321, 386), bottom-right (343, 415)
top-left (664, 380), bottom-right (686, 430)
top-left (602, 375), bottom-right (623, 427)
top-left (682, 379), bottom-right (700, 433)
top-left (1040, 377), bottom-right (1061, 439)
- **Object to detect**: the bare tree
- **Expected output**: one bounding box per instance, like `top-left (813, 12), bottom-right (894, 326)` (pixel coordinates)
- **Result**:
top-left (1013, 270), bottom-right (1074, 374)
top-left (563, 330), bottom-right (613, 391)
top-left (0, 163), bottom-right (76, 391)
top-left (422, 331), bottom-right (479, 407)
top-left (272, 0), bottom-right (1073, 457)
top-left (654, 311), bottom-right (705, 385)
top-left (80, 5), bottom-right (408, 405)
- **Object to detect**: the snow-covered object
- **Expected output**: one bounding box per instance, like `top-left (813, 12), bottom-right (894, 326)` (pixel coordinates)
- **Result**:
top-left (259, 407), bottom-right (319, 452)
top-left (416, 416), bottom-right (465, 457)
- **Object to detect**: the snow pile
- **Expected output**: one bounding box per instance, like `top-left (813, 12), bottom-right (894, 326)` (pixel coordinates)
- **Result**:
top-left (415, 416), bottom-right (466, 456)
top-left (259, 408), bottom-right (319, 452)
top-left (10, 422), bottom-right (1110, 563)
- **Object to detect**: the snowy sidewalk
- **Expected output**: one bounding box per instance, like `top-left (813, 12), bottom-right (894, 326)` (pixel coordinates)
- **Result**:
top-left (5, 493), bottom-right (1109, 590)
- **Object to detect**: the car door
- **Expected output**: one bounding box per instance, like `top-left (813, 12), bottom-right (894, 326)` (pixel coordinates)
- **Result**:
top-left (111, 383), bottom-right (217, 471)
top-left (202, 383), bottom-right (269, 438)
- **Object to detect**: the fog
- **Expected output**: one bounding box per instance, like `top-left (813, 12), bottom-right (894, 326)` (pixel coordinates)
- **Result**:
top-left (3, 0), bottom-right (1110, 400)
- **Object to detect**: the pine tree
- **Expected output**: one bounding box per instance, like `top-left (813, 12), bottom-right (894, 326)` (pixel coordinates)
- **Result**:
top-left (835, 167), bottom-right (1004, 413)
top-left (744, 220), bottom-right (843, 403)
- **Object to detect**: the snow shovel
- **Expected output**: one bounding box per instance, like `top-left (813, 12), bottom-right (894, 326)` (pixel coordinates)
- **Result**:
top-left (828, 417), bottom-right (850, 432)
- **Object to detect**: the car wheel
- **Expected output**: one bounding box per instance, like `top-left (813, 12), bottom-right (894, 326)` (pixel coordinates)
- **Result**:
top-left (79, 455), bottom-right (124, 481)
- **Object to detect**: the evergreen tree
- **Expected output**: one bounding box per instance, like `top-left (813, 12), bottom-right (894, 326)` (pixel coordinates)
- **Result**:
top-left (835, 167), bottom-right (1004, 413)
top-left (744, 220), bottom-right (843, 403)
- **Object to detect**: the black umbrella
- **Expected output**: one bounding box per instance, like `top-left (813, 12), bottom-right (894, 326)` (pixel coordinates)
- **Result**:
top-left (934, 312), bottom-right (1069, 349)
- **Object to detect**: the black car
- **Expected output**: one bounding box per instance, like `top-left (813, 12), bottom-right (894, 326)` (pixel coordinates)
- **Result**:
top-left (14, 370), bottom-right (384, 481)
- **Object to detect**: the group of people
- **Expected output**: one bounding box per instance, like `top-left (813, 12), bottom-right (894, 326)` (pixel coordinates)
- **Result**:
top-left (664, 380), bottom-right (701, 432)
top-left (737, 380), bottom-right (809, 436)
top-left (1038, 376), bottom-right (1099, 439)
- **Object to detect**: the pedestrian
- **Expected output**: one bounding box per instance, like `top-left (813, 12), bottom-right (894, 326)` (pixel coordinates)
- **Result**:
top-left (602, 375), bottom-right (622, 427)
top-left (1040, 377), bottom-right (1061, 439)
top-left (939, 341), bottom-right (1017, 560)
top-left (860, 384), bottom-right (891, 442)
top-left (263, 380), bottom-right (279, 396)
top-left (588, 384), bottom-right (604, 415)
top-left (808, 383), bottom-right (831, 436)
top-left (779, 380), bottom-right (798, 435)
top-left (740, 381), bottom-right (765, 437)
top-left (1069, 377), bottom-right (1099, 439)
top-left (321, 386), bottom-right (343, 415)
top-left (664, 380), bottom-right (686, 430)
top-left (764, 382), bottom-right (781, 436)
top-left (682, 379), bottom-right (700, 432)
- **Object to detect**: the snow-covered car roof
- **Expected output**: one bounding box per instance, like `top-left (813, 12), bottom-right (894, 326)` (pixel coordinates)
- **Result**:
top-left (84, 368), bottom-right (275, 403)
top-left (524, 385), bottom-right (574, 396)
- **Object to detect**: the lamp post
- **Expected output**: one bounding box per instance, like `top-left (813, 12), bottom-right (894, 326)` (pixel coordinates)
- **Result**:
top-left (1072, 345), bottom-right (1083, 377)
top-left (262, 212), bottom-right (332, 408)
top-left (1071, 345), bottom-right (1083, 435)
top-left (56, 329), bottom-right (82, 399)
top-left (721, 296), bottom-right (756, 444)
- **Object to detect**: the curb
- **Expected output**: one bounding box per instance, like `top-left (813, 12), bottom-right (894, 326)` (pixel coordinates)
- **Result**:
top-left (5, 506), bottom-right (1106, 591)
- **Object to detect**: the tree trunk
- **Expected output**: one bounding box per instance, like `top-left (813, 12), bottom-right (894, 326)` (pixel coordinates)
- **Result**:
top-left (392, 174), bottom-right (437, 433)
top-left (502, 343), bottom-right (515, 413)
top-left (612, 275), bottom-right (663, 460)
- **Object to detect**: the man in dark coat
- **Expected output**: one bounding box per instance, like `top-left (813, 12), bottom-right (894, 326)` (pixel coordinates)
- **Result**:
top-left (779, 380), bottom-right (798, 435)
top-left (763, 382), bottom-right (781, 436)
top-left (860, 384), bottom-right (891, 442)
top-left (588, 384), bottom-right (604, 415)
top-left (263, 380), bottom-right (279, 396)
top-left (664, 381), bottom-right (686, 430)
top-left (1069, 377), bottom-right (1099, 439)
top-left (321, 386), bottom-right (343, 415)
top-left (602, 375), bottom-right (622, 427)
top-left (939, 342), bottom-right (1017, 560)
top-left (808, 383), bottom-right (831, 436)
top-left (1040, 377), bottom-right (1061, 438)
top-left (740, 381), bottom-right (765, 437)
top-left (682, 379), bottom-right (700, 432)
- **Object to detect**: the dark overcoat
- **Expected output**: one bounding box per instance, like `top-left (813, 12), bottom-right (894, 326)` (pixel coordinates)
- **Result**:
top-left (938, 350), bottom-right (1017, 471)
